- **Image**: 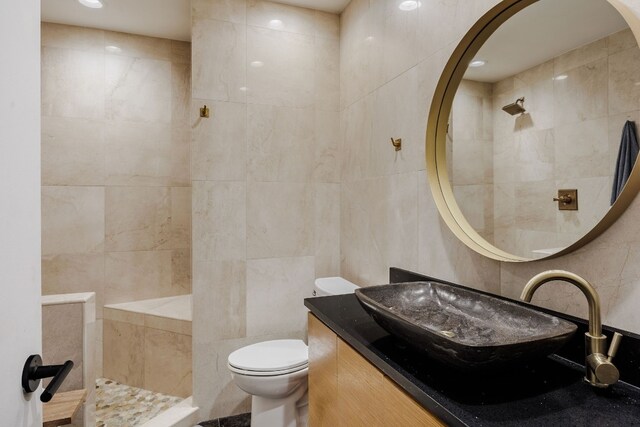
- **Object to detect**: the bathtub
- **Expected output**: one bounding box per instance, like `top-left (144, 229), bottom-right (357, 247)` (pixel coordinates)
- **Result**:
top-left (103, 294), bottom-right (192, 398)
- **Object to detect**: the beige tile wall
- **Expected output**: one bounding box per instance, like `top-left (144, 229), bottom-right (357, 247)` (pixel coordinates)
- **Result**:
top-left (340, 0), bottom-right (640, 335)
top-left (339, 0), bottom-right (501, 290)
top-left (40, 23), bottom-right (192, 377)
top-left (451, 80), bottom-right (494, 243)
top-left (103, 308), bottom-right (192, 398)
top-left (191, 0), bottom-right (340, 419)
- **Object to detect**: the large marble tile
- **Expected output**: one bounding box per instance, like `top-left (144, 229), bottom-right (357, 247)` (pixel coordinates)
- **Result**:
top-left (247, 0), bottom-right (315, 36)
top-left (553, 57), bottom-right (608, 125)
top-left (41, 22), bottom-right (104, 52)
top-left (247, 104), bottom-right (314, 182)
top-left (314, 109), bottom-right (340, 183)
top-left (375, 0), bottom-right (420, 84)
top-left (193, 260), bottom-right (246, 341)
top-left (608, 45), bottom-right (640, 116)
top-left (173, 248), bottom-right (192, 294)
top-left (514, 128), bottom-right (555, 183)
top-left (170, 187), bottom-right (192, 250)
top-left (245, 256), bottom-right (314, 336)
top-left (417, 0), bottom-right (460, 62)
top-left (192, 19), bottom-right (246, 102)
top-left (105, 120), bottom-right (188, 186)
top-left (105, 187), bottom-right (171, 252)
top-left (315, 36), bottom-right (340, 111)
top-left (172, 40), bottom-right (192, 65)
top-left (104, 251), bottom-right (175, 305)
top-left (42, 47), bottom-right (105, 120)
top-left (192, 100), bottom-right (246, 181)
top-left (340, 178), bottom-right (387, 286)
top-left (144, 328), bottom-right (192, 397)
top-left (554, 38), bottom-right (608, 76)
top-left (42, 186), bottom-right (105, 256)
top-left (104, 31), bottom-right (172, 61)
top-left (608, 28), bottom-right (638, 55)
top-left (554, 117), bottom-right (609, 180)
top-left (341, 94), bottom-right (373, 182)
top-left (341, 173), bottom-right (419, 287)
top-left (314, 11), bottom-right (339, 40)
top-left (193, 181), bottom-right (246, 262)
top-left (42, 254), bottom-right (105, 318)
top-left (340, 0), bottom-right (381, 108)
top-left (514, 180), bottom-right (557, 233)
top-left (247, 182), bottom-right (314, 259)
top-left (315, 183), bottom-right (340, 277)
top-left (105, 55), bottom-right (172, 123)
top-left (246, 26), bottom-right (315, 108)
top-left (172, 62), bottom-right (192, 128)
top-left (103, 319), bottom-right (145, 388)
top-left (192, 0), bottom-right (247, 24)
top-left (41, 116), bottom-right (105, 186)
top-left (370, 68), bottom-right (422, 176)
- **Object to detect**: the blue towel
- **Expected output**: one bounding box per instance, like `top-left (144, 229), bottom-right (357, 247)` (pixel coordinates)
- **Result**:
top-left (611, 120), bottom-right (639, 205)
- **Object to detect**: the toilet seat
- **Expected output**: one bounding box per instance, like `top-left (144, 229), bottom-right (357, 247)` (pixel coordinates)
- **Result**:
top-left (228, 339), bottom-right (308, 376)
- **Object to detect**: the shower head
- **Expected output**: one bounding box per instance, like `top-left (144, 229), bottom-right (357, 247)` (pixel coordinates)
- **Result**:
top-left (502, 97), bottom-right (526, 116)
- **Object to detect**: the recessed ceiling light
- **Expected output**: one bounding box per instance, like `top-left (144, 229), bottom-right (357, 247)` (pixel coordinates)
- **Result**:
top-left (105, 45), bottom-right (121, 53)
top-left (78, 0), bottom-right (103, 9)
top-left (250, 61), bottom-right (264, 68)
top-left (365, 36), bottom-right (374, 42)
top-left (468, 59), bottom-right (487, 68)
top-left (553, 74), bottom-right (568, 81)
top-left (239, 87), bottom-right (249, 92)
top-left (399, 1), bottom-right (421, 11)
top-left (269, 19), bottom-right (284, 29)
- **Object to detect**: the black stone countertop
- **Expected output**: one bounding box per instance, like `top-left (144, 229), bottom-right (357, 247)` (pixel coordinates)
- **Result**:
top-left (304, 293), bottom-right (640, 427)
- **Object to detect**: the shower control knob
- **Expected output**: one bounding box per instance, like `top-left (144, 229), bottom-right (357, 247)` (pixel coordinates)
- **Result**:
top-left (553, 195), bottom-right (572, 204)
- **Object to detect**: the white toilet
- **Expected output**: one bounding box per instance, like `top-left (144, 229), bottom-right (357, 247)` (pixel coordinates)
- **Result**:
top-left (227, 277), bottom-right (359, 427)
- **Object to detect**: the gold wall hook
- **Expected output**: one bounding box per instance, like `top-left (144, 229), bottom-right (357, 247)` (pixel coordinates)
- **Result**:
top-left (200, 105), bottom-right (210, 118)
top-left (390, 137), bottom-right (402, 151)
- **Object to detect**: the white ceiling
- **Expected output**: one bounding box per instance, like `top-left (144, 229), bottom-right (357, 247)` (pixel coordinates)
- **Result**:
top-left (41, 0), bottom-right (350, 42)
top-left (465, 0), bottom-right (630, 82)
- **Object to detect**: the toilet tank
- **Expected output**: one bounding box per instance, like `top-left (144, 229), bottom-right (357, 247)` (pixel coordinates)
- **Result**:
top-left (313, 277), bottom-right (359, 297)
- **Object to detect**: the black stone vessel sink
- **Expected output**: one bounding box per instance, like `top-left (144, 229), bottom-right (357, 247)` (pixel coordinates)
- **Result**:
top-left (355, 281), bottom-right (577, 370)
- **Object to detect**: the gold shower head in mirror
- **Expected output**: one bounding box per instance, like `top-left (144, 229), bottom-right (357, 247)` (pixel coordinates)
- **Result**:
top-left (502, 97), bottom-right (526, 115)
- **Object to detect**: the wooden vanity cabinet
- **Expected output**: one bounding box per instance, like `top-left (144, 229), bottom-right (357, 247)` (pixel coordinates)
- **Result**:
top-left (308, 314), bottom-right (445, 427)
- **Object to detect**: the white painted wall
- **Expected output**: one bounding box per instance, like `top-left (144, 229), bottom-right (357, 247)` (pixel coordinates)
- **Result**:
top-left (0, 0), bottom-right (42, 424)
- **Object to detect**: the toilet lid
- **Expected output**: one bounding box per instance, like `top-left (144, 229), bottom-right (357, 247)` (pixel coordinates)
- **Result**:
top-left (228, 339), bottom-right (308, 373)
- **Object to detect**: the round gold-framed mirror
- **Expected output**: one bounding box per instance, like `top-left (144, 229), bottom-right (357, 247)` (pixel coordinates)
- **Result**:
top-left (426, 0), bottom-right (640, 262)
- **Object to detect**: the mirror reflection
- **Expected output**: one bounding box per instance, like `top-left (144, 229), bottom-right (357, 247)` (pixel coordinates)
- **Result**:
top-left (448, 0), bottom-right (639, 259)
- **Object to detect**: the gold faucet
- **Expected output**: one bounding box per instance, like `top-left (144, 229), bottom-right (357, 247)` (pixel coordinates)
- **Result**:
top-left (521, 270), bottom-right (623, 388)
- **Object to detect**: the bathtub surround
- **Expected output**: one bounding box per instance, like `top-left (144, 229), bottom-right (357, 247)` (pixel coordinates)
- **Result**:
top-left (39, 23), bottom-right (192, 376)
top-left (103, 295), bottom-right (192, 397)
top-left (191, 0), bottom-right (340, 419)
top-left (339, 0), bottom-right (640, 335)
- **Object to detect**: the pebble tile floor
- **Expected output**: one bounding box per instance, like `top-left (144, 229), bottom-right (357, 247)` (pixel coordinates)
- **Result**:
top-left (96, 378), bottom-right (183, 426)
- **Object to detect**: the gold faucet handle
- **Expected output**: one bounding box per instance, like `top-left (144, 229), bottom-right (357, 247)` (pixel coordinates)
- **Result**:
top-left (587, 353), bottom-right (620, 386)
top-left (553, 195), bottom-right (572, 204)
top-left (608, 332), bottom-right (623, 361)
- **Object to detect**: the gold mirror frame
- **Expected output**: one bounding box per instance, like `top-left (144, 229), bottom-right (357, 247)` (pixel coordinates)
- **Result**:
top-left (426, 0), bottom-right (640, 262)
